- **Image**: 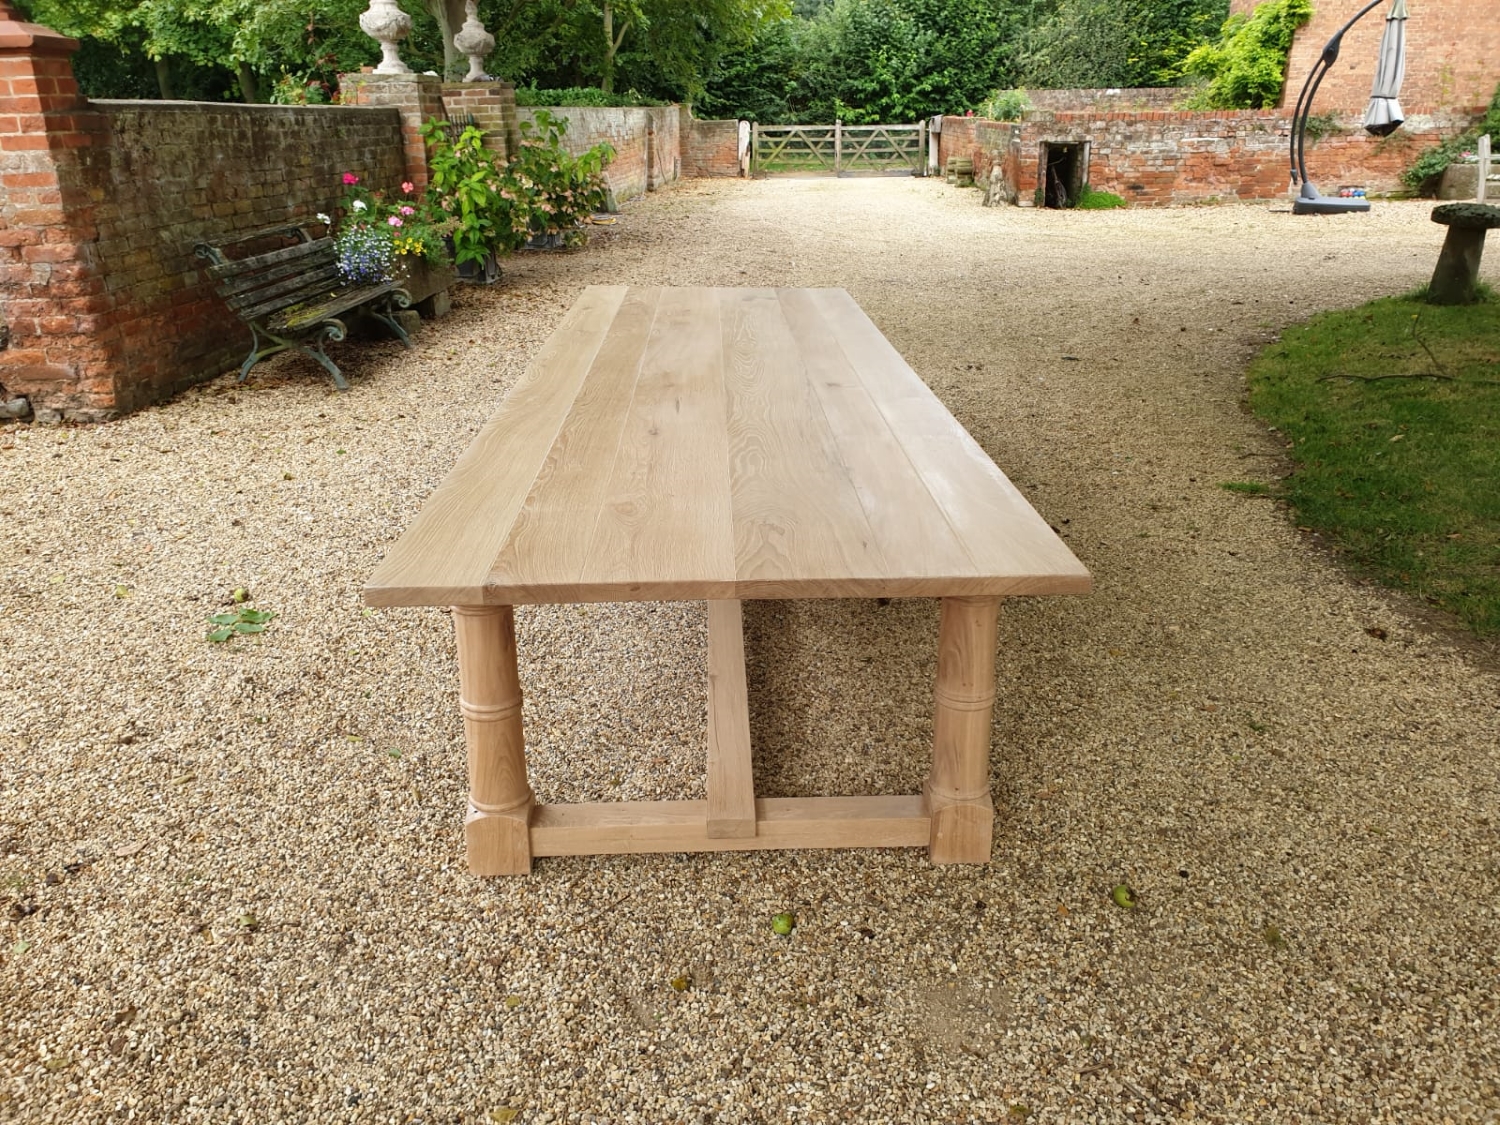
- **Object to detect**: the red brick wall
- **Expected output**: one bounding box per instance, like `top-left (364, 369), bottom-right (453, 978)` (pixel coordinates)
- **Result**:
top-left (1027, 88), bottom-right (1185, 112)
top-left (1229, 0), bottom-right (1496, 113)
top-left (1, 20), bottom-right (408, 419)
top-left (646, 105), bottom-right (679, 190)
top-left (439, 80), bottom-right (518, 162)
top-left (514, 106), bottom-right (682, 202)
top-left (85, 102), bottom-right (406, 415)
top-left (953, 107), bottom-right (1480, 206)
top-left (682, 114), bottom-right (740, 177)
top-left (936, 116), bottom-right (977, 173)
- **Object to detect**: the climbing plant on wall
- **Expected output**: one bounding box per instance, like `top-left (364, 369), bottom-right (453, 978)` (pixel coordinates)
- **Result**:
top-left (1179, 0), bottom-right (1312, 110)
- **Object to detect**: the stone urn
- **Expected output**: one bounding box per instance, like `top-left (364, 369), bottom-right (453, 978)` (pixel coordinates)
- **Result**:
top-left (453, 0), bottom-right (496, 82)
top-left (359, 0), bottom-right (412, 75)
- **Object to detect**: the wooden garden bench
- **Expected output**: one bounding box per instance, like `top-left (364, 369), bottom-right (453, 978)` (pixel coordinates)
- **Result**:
top-left (365, 285), bottom-right (1090, 875)
top-left (194, 224), bottom-right (413, 391)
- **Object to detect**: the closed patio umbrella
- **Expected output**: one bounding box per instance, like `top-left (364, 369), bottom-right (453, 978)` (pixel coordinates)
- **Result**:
top-left (1364, 0), bottom-right (1408, 137)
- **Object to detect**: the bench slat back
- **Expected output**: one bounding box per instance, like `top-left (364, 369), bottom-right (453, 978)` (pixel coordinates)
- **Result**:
top-left (227, 264), bottom-right (343, 318)
top-left (213, 239), bottom-right (335, 294)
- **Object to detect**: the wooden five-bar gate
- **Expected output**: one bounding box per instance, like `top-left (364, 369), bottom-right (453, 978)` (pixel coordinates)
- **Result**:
top-left (751, 121), bottom-right (927, 177)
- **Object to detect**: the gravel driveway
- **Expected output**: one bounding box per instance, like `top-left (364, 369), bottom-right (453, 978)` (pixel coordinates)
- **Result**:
top-left (3, 179), bottom-right (1498, 1124)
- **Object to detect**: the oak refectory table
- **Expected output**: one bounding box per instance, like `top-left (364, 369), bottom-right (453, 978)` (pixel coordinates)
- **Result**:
top-left (364, 286), bottom-right (1090, 875)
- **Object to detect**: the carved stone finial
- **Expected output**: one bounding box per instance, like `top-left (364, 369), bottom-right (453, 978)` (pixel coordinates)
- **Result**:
top-left (359, 0), bottom-right (412, 75)
top-left (453, 0), bottom-right (496, 82)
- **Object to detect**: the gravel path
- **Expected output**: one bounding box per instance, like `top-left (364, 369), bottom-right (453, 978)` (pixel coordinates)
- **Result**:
top-left (3, 180), bottom-right (1498, 1124)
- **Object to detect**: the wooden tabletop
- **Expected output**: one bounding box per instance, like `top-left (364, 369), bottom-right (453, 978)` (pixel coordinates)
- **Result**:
top-left (365, 286), bottom-right (1090, 606)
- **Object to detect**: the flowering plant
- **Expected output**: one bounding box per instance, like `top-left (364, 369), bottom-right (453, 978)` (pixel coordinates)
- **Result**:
top-left (327, 173), bottom-right (451, 284)
top-left (509, 110), bottom-right (614, 245)
top-left (419, 113), bottom-right (614, 264)
top-left (419, 122), bottom-right (533, 267)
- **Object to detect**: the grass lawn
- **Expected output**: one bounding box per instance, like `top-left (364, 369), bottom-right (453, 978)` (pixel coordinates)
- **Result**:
top-left (1247, 293), bottom-right (1500, 636)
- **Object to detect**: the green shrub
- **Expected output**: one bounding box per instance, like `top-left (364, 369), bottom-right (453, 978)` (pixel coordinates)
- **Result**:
top-left (418, 114), bottom-right (614, 265)
top-left (1402, 82), bottom-right (1500, 195)
top-left (976, 88), bottom-right (1030, 121)
top-left (1181, 0), bottom-right (1312, 110)
top-left (1076, 187), bottom-right (1127, 209)
top-left (513, 86), bottom-right (668, 108)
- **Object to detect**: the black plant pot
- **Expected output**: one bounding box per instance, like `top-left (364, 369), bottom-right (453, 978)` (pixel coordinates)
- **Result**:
top-left (454, 249), bottom-right (502, 284)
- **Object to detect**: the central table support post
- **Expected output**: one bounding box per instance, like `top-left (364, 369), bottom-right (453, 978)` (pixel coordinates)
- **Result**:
top-left (924, 595), bottom-right (1002, 864)
top-left (453, 605), bottom-right (534, 876)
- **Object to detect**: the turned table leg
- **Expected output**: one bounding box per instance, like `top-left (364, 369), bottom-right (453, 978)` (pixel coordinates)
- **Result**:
top-left (452, 605), bottom-right (533, 875)
top-left (924, 595), bottom-right (1001, 864)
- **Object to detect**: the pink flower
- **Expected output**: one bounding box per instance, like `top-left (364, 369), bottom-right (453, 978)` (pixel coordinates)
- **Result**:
top-left (401, 181), bottom-right (414, 194)
top-left (399, 205), bottom-right (415, 215)
top-left (343, 172), bottom-right (359, 185)
top-left (387, 215), bottom-right (403, 227)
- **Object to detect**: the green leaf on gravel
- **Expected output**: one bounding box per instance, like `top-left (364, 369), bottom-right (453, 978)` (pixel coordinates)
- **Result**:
top-left (670, 975), bottom-right (690, 991)
top-left (234, 622), bottom-right (266, 635)
top-left (239, 609), bottom-right (275, 624)
top-left (11, 939), bottom-right (30, 956)
top-left (208, 613), bottom-right (238, 626)
top-left (772, 912), bottom-right (795, 936)
top-left (489, 1110), bottom-right (519, 1123)
top-left (1111, 884), bottom-right (1138, 909)
top-left (206, 627), bottom-right (234, 643)
top-left (504, 995), bottom-right (522, 1009)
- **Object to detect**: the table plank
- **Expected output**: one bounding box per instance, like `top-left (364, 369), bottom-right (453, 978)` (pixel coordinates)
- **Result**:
top-left (775, 287), bottom-right (981, 585)
top-left (574, 287), bottom-right (738, 598)
top-left (365, 284), bottom-right (629, 606)
top-left (486, 287), bottom-right (662, 597)
top-left (721, 288), bottom-right (890, 597)
top-left (808, 288), bottom-right (1091, 595)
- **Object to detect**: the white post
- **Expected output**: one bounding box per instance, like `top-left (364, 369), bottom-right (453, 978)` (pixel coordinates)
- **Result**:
top-left (834, 119), bottom-right (842, 176)
top-left (1478, 135), bottom-right (1491, 204)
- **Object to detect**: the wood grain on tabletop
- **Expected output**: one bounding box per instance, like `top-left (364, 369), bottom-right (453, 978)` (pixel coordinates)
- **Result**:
top-left (364, 285), bottom-right (1090, 606)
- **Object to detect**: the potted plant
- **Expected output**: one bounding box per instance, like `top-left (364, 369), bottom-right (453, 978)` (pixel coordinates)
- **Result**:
top-left (323, 173), bottom-right (455, 308)
top-left (510, 110), bottom-right (614, 250)
top-left (419, 122), bottom-right (531, 283)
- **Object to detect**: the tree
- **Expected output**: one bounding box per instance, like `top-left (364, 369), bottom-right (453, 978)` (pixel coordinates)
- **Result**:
top-left (1018, 0), bottom-right (1227, 90)
top-left (1181, 0), bottom-right (1311, 109)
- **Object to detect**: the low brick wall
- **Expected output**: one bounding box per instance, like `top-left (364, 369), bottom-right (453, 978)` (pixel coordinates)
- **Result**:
top-left (1025, 88), bottom-right (1184, 113)
top-left (515, 105), bottom-right (683, 203)
top-left (440, 80), bottom-right (519, 162)
top-left (943, 107), bottom-right (1484, 207)
top-left (1, 67), bottom-right (406, 419)
top-left (682, 114), bottom-right (740, 177)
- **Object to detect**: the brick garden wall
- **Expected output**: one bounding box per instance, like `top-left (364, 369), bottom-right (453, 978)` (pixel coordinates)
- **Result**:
top-left (85, 102), bottom-right (406, 415)
top-left (0, 16), bottom-right (408, 421)
top-left (1229, 0), bottom-right (1497, 114)
top-left (439, 79), bottom-right (518, 162)
top-left (1026, 88), bottom-right (1185, 112)
top-left (681, 113), bottom-right (740, 177)
top-left (944, 106), bottom-right (1482, 207)
top-left (515, 105), bottom-right (684, 204)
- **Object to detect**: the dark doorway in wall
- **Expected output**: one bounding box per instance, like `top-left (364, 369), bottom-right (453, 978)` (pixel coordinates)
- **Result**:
top-left (1041, 142), bottom-right (1085, 208)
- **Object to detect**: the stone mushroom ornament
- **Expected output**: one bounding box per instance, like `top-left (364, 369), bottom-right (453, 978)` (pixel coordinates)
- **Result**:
top-left (359, 0), bottom-right (413, 75)
top-left (453, 0), bottom-right (496, 82)
top-left (1426, 202), bottom-right (1500, 306)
